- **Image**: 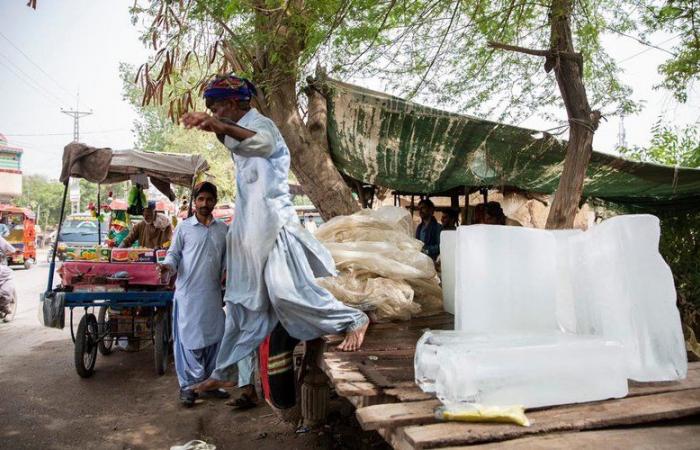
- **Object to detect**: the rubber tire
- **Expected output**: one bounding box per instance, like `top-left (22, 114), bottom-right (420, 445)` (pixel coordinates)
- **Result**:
top-left (97, 306), bottom-right (113, 355)
top-left (75, 313), bottom-right (98, 378)
top-left (2, 290), bottom-right (17, 323)
top-left (154, 310), bottom-right (170, 376)
top-left (23, 260), bottom-right (32, 270)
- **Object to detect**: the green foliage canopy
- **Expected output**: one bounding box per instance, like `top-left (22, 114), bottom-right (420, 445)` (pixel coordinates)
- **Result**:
top-left (126, 0), bottom-right (695, 126)
top-left (643, 0), bottom-right (700, 103)
top-left (119, 63), bottom-right (236, 201)
top-left (620, 119), bottom-right (700, 167)
top-left (15, 175), bottom-right (65, 227)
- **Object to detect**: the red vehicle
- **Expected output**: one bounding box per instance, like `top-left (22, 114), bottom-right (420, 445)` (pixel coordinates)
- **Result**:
top-left (0, 205), bottom-right (36, 269)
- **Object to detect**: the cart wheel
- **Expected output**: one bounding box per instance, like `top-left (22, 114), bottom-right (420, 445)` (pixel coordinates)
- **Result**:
top-left (75, 313), bottom-right (98, 378)
top-left (154, 310), bottom-right (170, 375)
top-left (2, 289), bottom-right (17, 323)
top-left (23, 260), bottom-right (32, 270)
top-left (97, 306), bottom-right (114, 355)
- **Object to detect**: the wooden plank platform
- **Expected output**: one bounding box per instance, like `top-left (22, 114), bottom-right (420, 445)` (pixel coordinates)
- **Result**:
top-left (321, 313), bottom-right (700, 449)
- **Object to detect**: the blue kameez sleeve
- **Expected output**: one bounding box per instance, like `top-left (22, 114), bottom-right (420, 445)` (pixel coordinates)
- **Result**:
top-left (162, 223), bottom-right (185, 271)
top-left (223, 118), bottom-right (276, 159)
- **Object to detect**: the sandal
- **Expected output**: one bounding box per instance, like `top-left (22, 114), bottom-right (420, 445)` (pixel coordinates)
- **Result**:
top-left (227, 393), bottom-right (258, 410)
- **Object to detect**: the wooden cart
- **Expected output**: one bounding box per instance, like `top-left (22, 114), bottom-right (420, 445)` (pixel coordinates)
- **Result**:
top-left (320, 313), bottom-right (700, 449)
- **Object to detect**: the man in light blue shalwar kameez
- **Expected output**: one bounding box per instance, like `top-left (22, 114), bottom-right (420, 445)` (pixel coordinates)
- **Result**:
top-left (182, 75), bottom-right (369, 398)
top-left (160, 181), bottom-right (255, 407)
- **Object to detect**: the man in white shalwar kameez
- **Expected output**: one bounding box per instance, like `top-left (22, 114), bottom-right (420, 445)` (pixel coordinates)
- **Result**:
top-left (181, 75), bottom-right (369, 396)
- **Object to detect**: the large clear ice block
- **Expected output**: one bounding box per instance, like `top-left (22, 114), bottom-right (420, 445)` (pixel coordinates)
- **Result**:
top-left (416, 331), bottom-right (628, 408)
top-left (564, 215), bottom-right (687, 381)
top-left (450, 215), bottom-right (687, 382)
top-left (415, 330), bottom-right (558, 393)
top-left (454, 225), bottom-right (558, 333)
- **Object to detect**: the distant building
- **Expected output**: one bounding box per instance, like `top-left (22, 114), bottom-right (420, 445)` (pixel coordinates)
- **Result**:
top-left (0, 133), bottom-right (22, 202)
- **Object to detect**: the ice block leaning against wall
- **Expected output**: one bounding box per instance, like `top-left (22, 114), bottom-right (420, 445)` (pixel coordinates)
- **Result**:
top-left (566, 214), bottom-right (687, 381)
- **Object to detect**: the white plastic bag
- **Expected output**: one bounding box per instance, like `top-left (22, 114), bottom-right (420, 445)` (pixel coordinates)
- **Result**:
top-left (317, 206), bottom-right (442, 321)
top-left (318, 272), bottom-right (419, 321)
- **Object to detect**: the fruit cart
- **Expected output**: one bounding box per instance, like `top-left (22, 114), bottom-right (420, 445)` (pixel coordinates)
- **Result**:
top-left (43, 143), bottom-right (209, 378)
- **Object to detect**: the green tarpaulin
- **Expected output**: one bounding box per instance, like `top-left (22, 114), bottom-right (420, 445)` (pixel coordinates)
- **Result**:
top-left (325, 79), bottom-right (700, 210)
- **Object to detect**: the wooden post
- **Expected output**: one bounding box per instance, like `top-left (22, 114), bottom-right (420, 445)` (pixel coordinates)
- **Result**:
top-left (301, 339), bottom-right (330, 426)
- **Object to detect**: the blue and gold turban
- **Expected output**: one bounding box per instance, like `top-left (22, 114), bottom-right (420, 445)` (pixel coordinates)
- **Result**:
top-left (203, 74), bottom-right (257, 101)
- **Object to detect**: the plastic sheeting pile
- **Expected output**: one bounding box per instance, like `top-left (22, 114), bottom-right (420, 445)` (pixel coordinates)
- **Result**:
top-left (316, 206), bottom-right (442, 321)
top-left (418, 214), bottom-right (687, 410)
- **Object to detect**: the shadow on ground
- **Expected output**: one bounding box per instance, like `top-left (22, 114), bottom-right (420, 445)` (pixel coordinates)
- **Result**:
top-left (0, 337), bottom-right (388, 450)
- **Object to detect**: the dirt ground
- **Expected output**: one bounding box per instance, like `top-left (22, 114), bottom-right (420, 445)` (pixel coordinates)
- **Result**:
top-left (0, 252), bottom-right (389, 450)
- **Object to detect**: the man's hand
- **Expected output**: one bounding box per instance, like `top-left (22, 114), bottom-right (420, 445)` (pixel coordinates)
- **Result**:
top-left (156, 263), bottom-right (174, 275)
top-left (181, 112), bottom-right (225, 134)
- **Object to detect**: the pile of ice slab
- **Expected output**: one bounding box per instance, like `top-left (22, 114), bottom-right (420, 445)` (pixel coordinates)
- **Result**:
top-left (425, 215), bottom-right (687, 409)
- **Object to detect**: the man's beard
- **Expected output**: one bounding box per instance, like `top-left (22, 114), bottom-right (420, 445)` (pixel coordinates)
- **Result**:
top-left (197, 207), bottom-right (212, 217)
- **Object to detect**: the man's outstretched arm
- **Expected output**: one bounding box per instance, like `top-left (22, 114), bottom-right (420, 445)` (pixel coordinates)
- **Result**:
top-left (181, 112), bottom-right (274, 158)
top-left (181, 113), bottom-right (254, 141)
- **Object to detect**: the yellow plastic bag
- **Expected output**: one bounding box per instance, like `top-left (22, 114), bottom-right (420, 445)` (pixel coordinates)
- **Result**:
top-left (435, 404), bottom-right (531, 427)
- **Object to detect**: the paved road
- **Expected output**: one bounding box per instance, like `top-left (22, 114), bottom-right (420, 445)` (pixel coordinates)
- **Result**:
top-left (0, 251), bottom-right (384, 450)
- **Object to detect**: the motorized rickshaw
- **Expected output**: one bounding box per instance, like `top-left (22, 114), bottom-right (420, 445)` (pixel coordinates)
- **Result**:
top-left (0, 205), bottom-right (36, 269)
top-left (43, 143), bottom-right (209, 378)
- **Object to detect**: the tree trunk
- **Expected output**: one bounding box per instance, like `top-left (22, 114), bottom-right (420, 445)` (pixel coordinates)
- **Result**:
top-left (250, 1), bottom-right (360, 221)
top-left (305, 72), bottom-right (330, 150)
top-left (263, 77), bottom-right (360, 221)
top-left (545, 0), bottom-right (600, 230)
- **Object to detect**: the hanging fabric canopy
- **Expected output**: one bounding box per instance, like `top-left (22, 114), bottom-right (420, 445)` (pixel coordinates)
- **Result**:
top-left (60, 143), bottom-right (210, 201)
top-left (324, 78), bottom-right (700, 210)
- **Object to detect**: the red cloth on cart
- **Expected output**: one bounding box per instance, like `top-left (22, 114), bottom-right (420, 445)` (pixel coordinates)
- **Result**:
top-left (61, 261), bottom-right (166, 287)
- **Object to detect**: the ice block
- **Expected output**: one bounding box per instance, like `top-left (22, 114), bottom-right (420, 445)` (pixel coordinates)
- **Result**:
top-left (564, 215), bottom-right (687, 381)
top-left (454, 225), bottom-right (558, 333)
top-left (416, 330), bottom-right (629, 408)
top-left (439, 230), bottom-right (456, 314)
top-left (415, 330), bottom-right (557, 393)
top-left (451, 215), bottom-right (687, 382)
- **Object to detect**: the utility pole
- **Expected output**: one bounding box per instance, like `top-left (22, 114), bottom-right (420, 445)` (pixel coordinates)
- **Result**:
top-left (61, 93), bottom-right (92, 214)
top-left (617, 114), bottom-right (628, 150)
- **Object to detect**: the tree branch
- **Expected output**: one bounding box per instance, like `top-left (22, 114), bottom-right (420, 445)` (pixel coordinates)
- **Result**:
top-left (200, 3), bottom-right (258, 72)
top-left (487, 41), bottom-right (551, 57)
top-left (605, 28), bottom-right (677, 57)
top-left (409, 0), bottom-right (461, 97)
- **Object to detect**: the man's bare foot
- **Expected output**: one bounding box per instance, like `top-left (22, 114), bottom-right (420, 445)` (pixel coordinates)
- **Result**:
top-left (336, 321), bottom-right (369, 352)
top-left (193, 378), bottom-right (229, 393)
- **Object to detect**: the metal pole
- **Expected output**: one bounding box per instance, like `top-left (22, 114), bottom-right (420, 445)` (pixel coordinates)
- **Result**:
top-left (187, 180), bottom-right (196, 218)
top-left (97, 184), bottom-right (101, 245)
top-left (47, 181), bottom-right (69, 293)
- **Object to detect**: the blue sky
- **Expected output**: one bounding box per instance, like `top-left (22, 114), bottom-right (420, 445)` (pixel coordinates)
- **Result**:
top-left (0, 1), bottom-right (698, 179)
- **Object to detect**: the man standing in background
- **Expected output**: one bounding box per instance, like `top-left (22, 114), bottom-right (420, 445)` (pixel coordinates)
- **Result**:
top-left (159, 182), bottom-right (255, 407)
top-left (416, 199), bottom-right (442, 260)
